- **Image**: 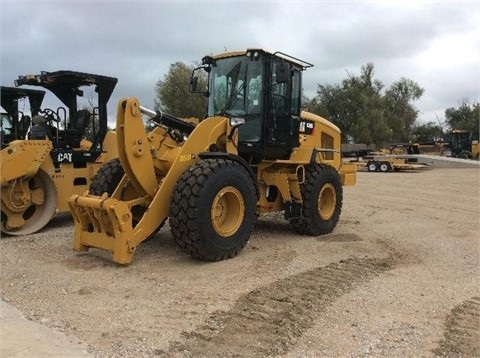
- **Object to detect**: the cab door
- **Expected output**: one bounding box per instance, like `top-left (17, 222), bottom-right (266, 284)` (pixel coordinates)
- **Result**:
top-left (265, 60), bottom-right (301, 159)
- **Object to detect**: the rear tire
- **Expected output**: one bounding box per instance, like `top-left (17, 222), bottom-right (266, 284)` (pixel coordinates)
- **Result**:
top-left (459, 150), bottom-right (473, 160)
top-left (170, 159), bottom-right (257, 261)
top-left (290, 164), bottom-right (343, 236)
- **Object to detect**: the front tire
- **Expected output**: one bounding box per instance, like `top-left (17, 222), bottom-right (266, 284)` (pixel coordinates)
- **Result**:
top-left (170, 159), bottom-right (257, 261)
top-left (290, 164), bottom-right (343, 236)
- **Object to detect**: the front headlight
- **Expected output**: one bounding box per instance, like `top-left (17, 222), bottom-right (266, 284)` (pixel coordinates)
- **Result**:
top-left (230, 117), bottom-right (245, 128)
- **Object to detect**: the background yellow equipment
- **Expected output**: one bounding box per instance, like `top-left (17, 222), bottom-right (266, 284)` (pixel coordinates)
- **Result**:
top-left (1, 71), bottom-right (118, 235)
top-left (449, 129), bottom-right (479, 160)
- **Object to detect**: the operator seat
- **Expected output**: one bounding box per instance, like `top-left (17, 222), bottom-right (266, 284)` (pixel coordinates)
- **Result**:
top-left (70, 109), bottom-right (91, 136)
top-left (18, 115), bottom-right (31, 138)
top-left (61, 109), bottom-right (91, 148)
top-left (30, 115), bottom-right (51, 140)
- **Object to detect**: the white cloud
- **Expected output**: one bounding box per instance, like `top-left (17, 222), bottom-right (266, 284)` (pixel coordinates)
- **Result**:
top-left (1, 1), bottom-right (478, 127)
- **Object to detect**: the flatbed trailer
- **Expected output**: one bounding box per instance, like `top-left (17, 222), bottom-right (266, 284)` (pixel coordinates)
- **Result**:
top-left (351, 156), bottom-right (430, 172)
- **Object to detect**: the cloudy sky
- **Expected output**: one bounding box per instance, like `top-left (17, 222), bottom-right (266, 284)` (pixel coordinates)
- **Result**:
top-left (1, 1), bottom-right (478, 127)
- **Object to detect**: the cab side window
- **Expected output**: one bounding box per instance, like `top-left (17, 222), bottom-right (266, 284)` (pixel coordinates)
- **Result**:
top-left (291, 70), bottom-right (301, 115)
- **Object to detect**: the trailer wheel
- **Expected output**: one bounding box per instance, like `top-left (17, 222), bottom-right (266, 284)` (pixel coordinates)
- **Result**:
top-left (367, 161), bottom-right (378, 172)
top-left (379, 162), bottom-right (390, 172)
top-left (170, 158), bottom-right (257, 261)
top-left (89, 158), bottom-right (124, 196)
top-left (290, 164), bottom-right (343, 236)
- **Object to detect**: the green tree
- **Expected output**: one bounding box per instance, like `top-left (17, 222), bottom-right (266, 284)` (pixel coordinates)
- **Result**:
top-left (444, 100), bottom-right (479, 139)
top-left (310, 63), bottom-right (424, 147)
top-left (313, 63), bottom-right (390, 146)
top-left (154, 62), bottom-right (208, 119)
top-left (411, 122), bottom-right (445, 143)
top-left (383, 78), bottom-right (424, 143)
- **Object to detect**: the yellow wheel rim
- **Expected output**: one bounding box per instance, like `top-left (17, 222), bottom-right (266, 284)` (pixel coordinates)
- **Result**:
top-left (318, 183), bottom-right (336, 220)
top-left (211, 186), bottom-right (245, 237)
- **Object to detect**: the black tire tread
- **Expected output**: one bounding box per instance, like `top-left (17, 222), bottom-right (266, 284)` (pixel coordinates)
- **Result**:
top-left (170, 159), bottom-right (257, 261)
top-left (89, 158), bottom-right (125, 196)
top-left (291, 164), bottom-right (343, 236)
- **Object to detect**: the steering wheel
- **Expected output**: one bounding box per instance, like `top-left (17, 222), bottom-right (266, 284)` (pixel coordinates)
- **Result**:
top-left (41, 108), bottom-right (61, 123)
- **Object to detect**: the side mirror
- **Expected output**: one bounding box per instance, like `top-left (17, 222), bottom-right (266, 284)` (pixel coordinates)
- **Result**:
top-left (189, 76), bottom-right (198, 92)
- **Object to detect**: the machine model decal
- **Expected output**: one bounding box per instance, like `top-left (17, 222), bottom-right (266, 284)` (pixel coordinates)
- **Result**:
top-left (299, 120), bottom-right (315, 135)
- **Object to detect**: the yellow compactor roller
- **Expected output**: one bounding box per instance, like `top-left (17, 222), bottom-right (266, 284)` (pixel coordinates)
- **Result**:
top-left (69, 49), bottom-right (356, 264)
top-left (1, 71), bottom-right (118, 235)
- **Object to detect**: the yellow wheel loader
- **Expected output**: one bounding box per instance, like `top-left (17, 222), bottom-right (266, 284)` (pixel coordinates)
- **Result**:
top-left (0, 71), bottom-right (118, 235)
top-left (69, 49), bottom-right (356, 264)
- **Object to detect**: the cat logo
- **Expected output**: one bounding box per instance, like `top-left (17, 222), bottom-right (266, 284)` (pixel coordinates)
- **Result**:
top-left (57, 152), bottom-right (73, 162)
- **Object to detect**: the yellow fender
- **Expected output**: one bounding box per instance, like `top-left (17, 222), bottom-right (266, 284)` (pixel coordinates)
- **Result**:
top-left (1, 140), bottom-right (52, 185)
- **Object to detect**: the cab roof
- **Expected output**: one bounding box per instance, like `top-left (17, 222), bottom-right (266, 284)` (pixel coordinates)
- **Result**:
top-left (206, 49), bottom-right (314, 70)
top-left (0, 86), bottom-right (45, 117)
top-left (14, 70), bottom-right (118, 109)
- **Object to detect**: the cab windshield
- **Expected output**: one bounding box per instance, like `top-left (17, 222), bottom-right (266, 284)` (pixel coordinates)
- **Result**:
top-left (208, 56), bottom-right (263, 117)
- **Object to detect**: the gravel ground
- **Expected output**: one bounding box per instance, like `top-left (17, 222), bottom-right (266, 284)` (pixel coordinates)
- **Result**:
top-left (1, 161), bottom-right (479, 357)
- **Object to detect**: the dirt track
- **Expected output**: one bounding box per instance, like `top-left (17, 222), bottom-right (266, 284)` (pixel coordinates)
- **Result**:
top-left (1, 163), bottom-right (479, 357)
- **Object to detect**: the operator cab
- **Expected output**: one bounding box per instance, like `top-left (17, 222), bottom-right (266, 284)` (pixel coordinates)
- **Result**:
top-left (15, 71), bottom-right (118, 163)
top-left (449, 130), bottom-right (475, 158)
top-left (0, 86), bottom-right (45, 147)
top-left (191, 49), bottom-right (313, 162)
